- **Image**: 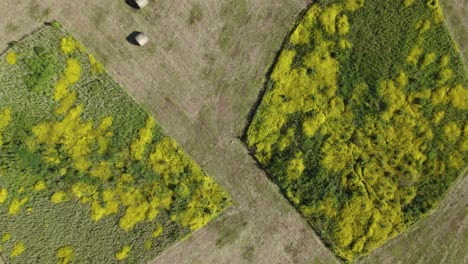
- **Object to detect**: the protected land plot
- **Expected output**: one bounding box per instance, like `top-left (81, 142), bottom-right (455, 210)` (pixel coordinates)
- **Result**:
top-left (246, 0), bottom-right (468, 261)
top-left (0, 24), bottom-right (230, 263)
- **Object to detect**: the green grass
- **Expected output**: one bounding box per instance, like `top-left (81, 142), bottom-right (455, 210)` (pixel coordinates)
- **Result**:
top-left (0, 23), bottom-right (230, 263)
top-left (246, 0), bottom-right (467, 261)
top-left (214, 213), bottom-right (247, 248)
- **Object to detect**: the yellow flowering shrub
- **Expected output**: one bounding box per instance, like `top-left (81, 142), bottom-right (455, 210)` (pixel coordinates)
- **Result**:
top-left (102, 189), bottom-right (119, 214)
top-left (438, 68), bottom-right (453, 85)
top-left (416, 20), bottom-right (431, 34)
top-left (403, 0), bottom-right (415, 7)
top-left (397, 71), bottom-right (409, 87)
top-left (0, 188), bottom-right (8, 204)
top-left (172, 175), bottom-right (229, 231)
top-left (30, 105), bottom-right (115, 175)
top-left (345, 0), bottom-right (364, 11)
top-left (6, 51), bottom-right (17, 65)
top-left (98, 116), bottom-right (113, 132)
top-left (290, 24), bottom-right (311, 45)
top-left (119, 173), bottom-right (134, 183)
top-left (10, 241), bottom-right (26, 257)
top-left (448, 84), bottom-right (468, 109)
top-left (88, 54), bottom-right (104, 74)
top-left (55, 91), bottom-right (77, 115)
top-left (444, 122), bottom-right (461, 143)
top-left (271, 49), bottom-right (296, 84)
top-left (56, 245), bottom-right (74, 264)
top-left (440, 54), bottom-right (450, 67)
top-left (427, 0), bottom-right (444, 23)
top-left (431, 85), bottom-right (450, 105)
top-left (54, 79), bottom-right (70, 102)
top-left (119, 202), bottom-right (150, 231)
top-left (0, 108), bottom-right (11, 129)
top-left (152, 225), bottom-right (164, 238)
top-left (115, 246), bottom-right (131, 261)
top-left (337, 15), bottom-right (350, 35)
top-left (72, 182), bottom-right (97, 204)
top-left (421, 52), bottom-right (436, 68)
top-left (0, 108), bottom-right (12, 147)
top-left (53, 58), bottom-right (81, 102)
top-left (339, 38), bottom-right (352, 49)
top-left (64, 59), bottom-right (81, 85)
top-left (320, 5), bottom-right (342, 35)
top-left (33, 181), bottom-right (47, 191)
top-left (51, 191), bottom-right (67, 204)
top-left (278, 128), bottom-right (295, 151)
top-left (8, 198), bottom-right (28, 215)
top-left (97, 137), bottom-right (111, 155)
top-left (144, 239), bottom-right (153, 250)
top-left (303, 113), bottom-right (326, 137)
top-left (90, 161), bottom-right (113, 181)
top-left (433, 111), bottom-right (445, 124)
top-left (2, 233), bottom-right (11, 243)
top-left (287, 152), bottom-right (305, 180)
top-left (91, 189), bottom-right (119, 221)
top-left (131, 118), bottom-right (156, 160)
top-left (407, 46), bottom-right (423, 65)
top-left (149, 137), bottom-right (186, 182)
top-left (60, 36), bottom-right (84, 54)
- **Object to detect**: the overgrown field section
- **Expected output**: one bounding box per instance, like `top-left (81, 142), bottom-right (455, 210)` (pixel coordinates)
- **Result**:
top-left (0, 24), bottom-right (230, 263)
top-left (247, 0), bottom-right (467, 261)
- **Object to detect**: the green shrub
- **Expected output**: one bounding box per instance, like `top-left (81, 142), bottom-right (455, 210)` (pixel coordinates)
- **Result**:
top-left (23, 46), bottom-right (59, 94)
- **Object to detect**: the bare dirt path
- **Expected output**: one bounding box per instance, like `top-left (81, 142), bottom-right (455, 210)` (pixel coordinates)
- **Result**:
top-left (0, 1), bottom-right (466, 263)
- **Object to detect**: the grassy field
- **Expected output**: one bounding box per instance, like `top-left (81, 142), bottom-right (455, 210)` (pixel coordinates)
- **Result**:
top-left (0, 24), bottom-right (230, 263)
top-left (246, 0), bottom-right (467, 261)
top-left (0, 0), bottom-right (466, 263)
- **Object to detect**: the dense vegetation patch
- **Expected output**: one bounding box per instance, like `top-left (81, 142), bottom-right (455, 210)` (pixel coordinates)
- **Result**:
top-left (0, 24), bottom-right (230, 263)
top-left (247, 0), bottom-right (467, 261)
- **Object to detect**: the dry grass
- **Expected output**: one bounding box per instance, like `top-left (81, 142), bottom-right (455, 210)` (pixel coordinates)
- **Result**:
top-left (0, 0), bottom-right (466, 263)
top-left (440, 0), bottom-right (468, 69)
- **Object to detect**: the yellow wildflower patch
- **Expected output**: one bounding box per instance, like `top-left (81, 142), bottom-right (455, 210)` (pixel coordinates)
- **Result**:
top-left (56, 245), bottom-right (74, 264)
top-left (8, 198), bottom-right (28, 215)
top-left (6, 51), bottom-right (17, 65)
top-left (51, 191), bottom-right (67, 204)
top-left (115, 246), bottom-right (131, 261)
top-left (10, 241), bottom-right (26, 257)
top-left (2, 233), bottom-right (11, 243)
top-left (0, 188), bottom-right (8, 204)
top-left (152, 225), bottom-right (164, 238)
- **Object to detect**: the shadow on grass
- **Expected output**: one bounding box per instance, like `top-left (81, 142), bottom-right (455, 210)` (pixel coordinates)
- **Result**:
top-left (125, 0), bottom-right (140, 9)
top-left (126, 31), bottom-right (142, 46)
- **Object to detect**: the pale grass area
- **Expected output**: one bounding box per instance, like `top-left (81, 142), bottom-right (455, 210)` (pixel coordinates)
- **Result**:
top-left (440, 0), bottom-right (468, 70)
top-left (0, 0), bottom-right (466, 263)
